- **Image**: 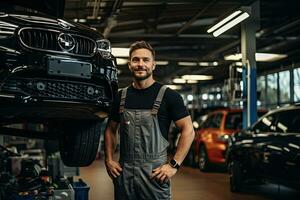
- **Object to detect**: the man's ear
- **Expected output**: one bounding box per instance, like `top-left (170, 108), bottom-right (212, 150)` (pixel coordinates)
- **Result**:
top-left (153, 62), bottom-right (156, 70)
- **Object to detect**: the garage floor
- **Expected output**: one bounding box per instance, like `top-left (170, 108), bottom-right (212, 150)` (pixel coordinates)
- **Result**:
top-left (79, 159), bottom-right (300, 200)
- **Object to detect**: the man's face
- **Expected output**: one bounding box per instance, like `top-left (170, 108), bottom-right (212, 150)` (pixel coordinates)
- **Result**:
top-left (128, 48), bottom-right (155, 81)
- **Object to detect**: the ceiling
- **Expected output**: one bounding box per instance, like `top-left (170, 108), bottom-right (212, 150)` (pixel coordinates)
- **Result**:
top-left (64, 0), bottom-right (300, 88)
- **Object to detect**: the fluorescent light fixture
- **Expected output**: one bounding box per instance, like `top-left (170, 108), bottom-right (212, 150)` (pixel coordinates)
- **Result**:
top-left (79, 19), bottom-right (87, 23)
top-left (112, 48), bottom-right (129, 57)
top-left (213, 12), bottom-right (250, 37)
top-left (182, 75), bottom-right (213, 80)
top-left (198, 61), bottom-right (218, 66)
top-left (207, 10), bottom-right (242, 33)
top-left (199, 62), bottom-right (210, 66)
top-left (173, 78), bottom-right (186, 84)
top-left (187, 80), bottom-right (198, 84)
top-left (255, 53), bottom-right (288, 62)
top-left (116, 58), bottom-right (128, 65)
top-left (224, 53), bottom-right (288, 62)
top-left (178, 62), bottom-right (198, 66)
top-left (156, 61), bottom-right (169, 65)
top-left (166, 85), bottom-right (182, 90)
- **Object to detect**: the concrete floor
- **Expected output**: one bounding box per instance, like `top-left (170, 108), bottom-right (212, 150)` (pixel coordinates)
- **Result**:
top-left (78, 159), bottom-right (300, 200)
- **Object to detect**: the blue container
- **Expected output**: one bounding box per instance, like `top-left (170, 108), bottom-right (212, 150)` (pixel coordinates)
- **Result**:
top-left (72, 179), bottom-right (90, 200)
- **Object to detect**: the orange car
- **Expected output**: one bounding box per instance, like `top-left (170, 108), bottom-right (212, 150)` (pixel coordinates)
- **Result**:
top-left (190, 109), bottom-right (265, 171)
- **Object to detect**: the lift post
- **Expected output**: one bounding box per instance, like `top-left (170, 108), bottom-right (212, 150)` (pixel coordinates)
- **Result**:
top-left (241, 0), bottom-right (260, 128)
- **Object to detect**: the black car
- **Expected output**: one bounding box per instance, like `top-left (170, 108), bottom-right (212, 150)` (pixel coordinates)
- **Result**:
top-left (227, 104), bottom-right (300, 192)
top-left (0, 0), bottom-right (118, 166)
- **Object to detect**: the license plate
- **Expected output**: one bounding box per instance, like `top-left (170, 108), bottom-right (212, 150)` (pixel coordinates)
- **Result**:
top-left (47, 57), bottom-right (92, 79)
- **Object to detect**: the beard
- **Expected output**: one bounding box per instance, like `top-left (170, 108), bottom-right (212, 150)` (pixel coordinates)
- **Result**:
top-left (131, 69), bottom-right (152, 81)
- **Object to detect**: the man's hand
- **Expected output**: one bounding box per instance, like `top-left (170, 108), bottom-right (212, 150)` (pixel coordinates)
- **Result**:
top-left (151, 164), bottom-right (177, 184)
top-left (105, 159), bottom-right (122, 180)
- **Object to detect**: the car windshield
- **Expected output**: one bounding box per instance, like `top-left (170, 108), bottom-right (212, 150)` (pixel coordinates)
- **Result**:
top-left (225, 113), bottom-right (242, 130)
top-left (275, 108), bottom-right (300, 133)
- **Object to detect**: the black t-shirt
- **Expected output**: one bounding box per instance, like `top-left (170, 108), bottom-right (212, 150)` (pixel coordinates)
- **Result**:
top-left (109, 82), bottom-right (189, 139)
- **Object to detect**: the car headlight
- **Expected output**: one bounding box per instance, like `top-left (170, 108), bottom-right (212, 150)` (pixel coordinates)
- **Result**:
top-left (96, 39), bottom-right (111, 59)
top-left (218, 134), bottom-right (230, 142)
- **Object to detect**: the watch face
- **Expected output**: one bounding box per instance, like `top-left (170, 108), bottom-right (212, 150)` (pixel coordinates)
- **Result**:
top-left (170, 159), bottom-right (176, 166)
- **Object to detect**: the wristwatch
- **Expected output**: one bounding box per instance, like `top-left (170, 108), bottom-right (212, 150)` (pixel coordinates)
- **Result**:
top-left (169, 158), bottom-right (180, 169)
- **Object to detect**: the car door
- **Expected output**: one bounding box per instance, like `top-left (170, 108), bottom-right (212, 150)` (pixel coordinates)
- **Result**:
top-left (272, 108), bottom-right (300, 181)
top-left (202, 112), bottom-right (223, 163)
top-left (252, 112), bottom-right (279, 178)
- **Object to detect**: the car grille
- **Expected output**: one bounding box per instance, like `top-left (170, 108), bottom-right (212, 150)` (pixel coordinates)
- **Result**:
top-left (18, 28), bottom-right (96, 57)
top-left (2, 78), bottom-right (105, 101)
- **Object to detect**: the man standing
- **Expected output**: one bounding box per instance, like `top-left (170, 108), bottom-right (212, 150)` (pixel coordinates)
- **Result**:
top-left (104, 41), bottom-right (195, 200)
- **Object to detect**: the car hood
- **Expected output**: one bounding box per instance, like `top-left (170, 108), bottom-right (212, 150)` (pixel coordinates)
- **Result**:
top-left (1, 12), bottom-right (102, 40)
top-left (1, 0), bottom-right (65, 18)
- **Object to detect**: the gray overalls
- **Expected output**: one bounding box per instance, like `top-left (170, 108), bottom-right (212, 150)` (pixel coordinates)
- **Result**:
top-left (114, 85), bottom-right (171, 200)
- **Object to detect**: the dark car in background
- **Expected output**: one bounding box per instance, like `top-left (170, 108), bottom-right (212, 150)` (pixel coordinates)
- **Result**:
top-left (0, 0), bottom-right (118, 166)
top-left (227, 104), bottom-right (300, 192)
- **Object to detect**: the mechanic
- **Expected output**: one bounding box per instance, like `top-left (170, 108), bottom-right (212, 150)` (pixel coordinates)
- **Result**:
top-left (104, 40), bottom-right (195, 200)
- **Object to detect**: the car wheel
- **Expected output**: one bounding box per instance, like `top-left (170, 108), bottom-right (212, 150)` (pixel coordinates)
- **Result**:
top-left (198, 145), bottom-right (210, 172)
top-left (185, 148), bottom-right (195, 167)
top-left (229, 160), bottom-right (243, 192)
top-left (59, 121), bottom-right (102, 167)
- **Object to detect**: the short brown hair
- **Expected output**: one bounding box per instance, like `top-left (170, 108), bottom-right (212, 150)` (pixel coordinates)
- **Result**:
top-left (129, 40), bottom-right (155, 59)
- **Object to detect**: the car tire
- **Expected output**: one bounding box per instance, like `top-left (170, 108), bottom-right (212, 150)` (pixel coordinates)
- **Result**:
top-left (59, 121), bottom-right (102, 167)
top-left (185, 148), bottom-right (196, 167)
top-left (229, 160), bottom-right (243, 192)
top-left (198, 145), bottom-right (210, 172)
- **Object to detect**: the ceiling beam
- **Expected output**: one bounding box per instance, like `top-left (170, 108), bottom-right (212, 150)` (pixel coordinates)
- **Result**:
top-left (176, 0), bottom-right (218, 35)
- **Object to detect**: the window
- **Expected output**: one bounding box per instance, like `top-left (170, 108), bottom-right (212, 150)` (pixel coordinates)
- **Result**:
top-left (279, 70), bottom-right (290, 103)
top-left (211, 113), bottom-right (222, 128)
top-left (253, 113), bottom-right (277, 133)
top-left (225, 112), bottom-right (243, 129)
top-left (202, 115), bottom-right (214, 128)
top-left (294, 68), bottom-right (300, 102)
top-left (267, 73), bottom-right (278, 105)
top-left (257, 76), bottom-right (266, 105)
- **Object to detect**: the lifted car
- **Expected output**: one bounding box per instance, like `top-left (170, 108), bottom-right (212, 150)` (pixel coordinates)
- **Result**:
top-left (0, 0), bottom-right (118, 166)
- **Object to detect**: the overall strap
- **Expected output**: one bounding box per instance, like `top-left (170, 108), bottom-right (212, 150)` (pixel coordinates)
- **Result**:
top-left (151, 85), bottom-right (168, 115)
top-left (119, 87), bottom-right (128, 113)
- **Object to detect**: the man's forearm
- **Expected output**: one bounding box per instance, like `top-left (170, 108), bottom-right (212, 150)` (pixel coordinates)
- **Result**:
top-left (173, 127), bottom-right (195, 165)
top-left (104, 124), bottom-right (117, 160)
top-left (172, 116), bottom-right (195, 165)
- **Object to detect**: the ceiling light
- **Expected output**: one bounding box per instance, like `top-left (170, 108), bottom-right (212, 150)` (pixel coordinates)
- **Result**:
top-left (156, 61), bottom-right (169, 65)
top-left (198, 62), bottom-right (210, 66)
top-left (255, 53), bottom-right (288, 62)
top-left (173, 78), bottom-right (186, 84)
top-left (182, 75), bottom-right (213, 80)
top-left (78, 19), bottom-right (87, 23)
top-left (178, 62), bottom-right (197, 66)
top-left (213, 61), bottom-right (218, 66)
top-left (198, 61), bottom-right (219, 67)
top-left (224, 53), bottom-right (288, 62)
top-left (112, 48), bottom-right (129, 57)
top-left (207, 10), bottom-right (250, 37)
top-left (116, 58), bottom-right (128, 65)
top-left (207, 10), bottom-right (242, 33)
top-left (187, 80), bottom-right (198, 84)
top-left (166, 85), bottom-right (182, 90)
